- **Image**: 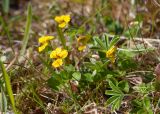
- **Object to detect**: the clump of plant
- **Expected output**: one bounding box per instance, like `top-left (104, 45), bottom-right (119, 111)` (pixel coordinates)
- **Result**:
top-left (35, 12), bottom-right (160, 114)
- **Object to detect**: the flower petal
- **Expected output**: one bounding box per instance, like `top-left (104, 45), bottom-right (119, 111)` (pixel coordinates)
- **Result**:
top-left (58, 22), bottom-right (66, 28)
top-left (77, 36), bottom-right (90, 45)
top-left (54, 16), bottom-right (63, 23)
top-left (78, 45), bottom-right (86, 51)
top-left (54, 15), bottom-right (70, 28)
top-left (38, 42), bottom-right (48, 52)
top-left (50, 48), bottom-right (61, 58)
top-left (52, 59), bottom-right (63, 68)
top-left (50, 50), bottom-right (57, 59)
top-left (59, 49), bottom-right (68, 58)
top-left (63, 15), bottom-right (70, 23)
top-left (106, 46), bottom-right (117, 58)
top-left (106, 46), bottom-right (117, 63)
top-left (38, 36), bottom-right (54, 43)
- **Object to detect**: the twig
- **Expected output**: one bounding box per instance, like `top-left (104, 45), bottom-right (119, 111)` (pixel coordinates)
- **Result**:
top-left (105, 33), bottom-right (160, 48)
top-left (153, 0), bottom-right (160, 7)
top-left (6, 52), bottom-right (18, 70)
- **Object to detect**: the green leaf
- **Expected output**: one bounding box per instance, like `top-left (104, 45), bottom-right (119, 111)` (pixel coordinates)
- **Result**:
top-left (0, 60), bottom-right (17, 114)
top-left (147, 109), bottom-right (153, 114)
top-left (47, 76), bottom-right (60, 91)
top-left (84, 73), bottom-right (93, 82)
top-left (64, 65), bottom-right (75, 72)
top-left (102, 33), bottom-right (109, 49)
top-left (118, 80), bottom-right (129, 93)
top-left (102, 60), bottom-right (110, 68)
top-left (60, 71), bottom-right (69, 80)
top-left (94, 36), bottom-right (106, 49)
top-left (137, 109), bottom-right (146, 114)
top-left (108, 80), bottom-right (123, 94)
top-left (105, 90), bottom-right (121, 96)
top-left (109, 36), bottom-right (119, 48)
top-left (72, 72), bottom-right (81, 81)
top-left (105, 96), bottom-right (119, 106)
top-left (112, 96), bottom-right (123, 112)
top-left (90, 46), bottom-right (101, 51)
top-left (84, 62), bottom-right (103, 72)
top-left (19, 3), bottom-right (32, 60)
top-left (143, 97), bottom-right (151, 110)
top-left (109, 78), bottom-right (119, 86)
top-left (132, 99), bottom-right (142, 107)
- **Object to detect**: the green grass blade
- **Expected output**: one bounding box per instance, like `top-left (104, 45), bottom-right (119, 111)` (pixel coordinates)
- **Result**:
top-left (0, 16), bottom-right (14, 52)
top-left (20, 3), bottom-right (32, 57)
top-left (2, 0), bottom-right (9, 14)
top-left (0, 87), bottom-right (7, 113)
top-left (0, 60), bottom-right (17, 114)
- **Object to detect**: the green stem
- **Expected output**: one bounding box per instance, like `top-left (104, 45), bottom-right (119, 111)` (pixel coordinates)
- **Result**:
top-left (56, 26), bottom-right (66, 49)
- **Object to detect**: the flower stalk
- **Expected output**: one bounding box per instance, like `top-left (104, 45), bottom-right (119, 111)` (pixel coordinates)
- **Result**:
top-left (57, 26), bottom-right (67, 49)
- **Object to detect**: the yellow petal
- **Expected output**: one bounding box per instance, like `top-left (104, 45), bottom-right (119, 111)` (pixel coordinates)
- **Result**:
top-left (50, 48), bottom-right (68, 59)
top-left (55, 48), bottom-right (62, 55)
top-left (38, 42), bottom-right (48, 52)
top-left (50, 50), bottom-right (57, 59)
top-left (58, 22), bottom-right (66, 28)
top-left (54, 15), bottom-right (70, 28)
top-left (50, 48), bottom-right (61, 58)
top-left (38, 36), bottom-right (54, 43)
top-left (78, 45), bottom-right (86, 51)
top-left (52, 59), bottom-right (63, 68)
top-left (106, 46), bottom-right (117, 63)
top-left (63, 15), bottom-right (70, 23)
top-left (59, 49), bottom-right (68, 58)
top-left (106, 46), bottom-right (117, 58)
top-left (107, 55), bottom-right (116, 63)
top-left (50, 48), bottom-right (63, 59)
top-left (77, 36), bottom-right (90, 45)
top-left (54, 16), bottom-right (63, 23)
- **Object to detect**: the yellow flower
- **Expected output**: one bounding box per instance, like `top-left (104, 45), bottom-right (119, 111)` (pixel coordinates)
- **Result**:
top-left (54, 15), bottom-right (71, 28)
top-left (38, 36), bottom-right (54, 52)
top-left (50, 47), bottom-right (68, 68)
top-left (59, 50), bottom-right (68, 58)
top-left (50, 48), bottom-right (68, 59)
top-left (38, 36), bottom-right (54, 44)
top-left (50, 48), bottom-right (61, 58)
top-left (78, 45), bottom-right (86, 51)
top-left (77, 36), bottom-right (90, 44)
top-left (38, 42), bottom-right (48, 52)
top-left (106, 46), bottom-right (117, 63)
top-left (77, 35), bottom-right (90, 51)
top-left (52, 59), bottom-right (63, 68)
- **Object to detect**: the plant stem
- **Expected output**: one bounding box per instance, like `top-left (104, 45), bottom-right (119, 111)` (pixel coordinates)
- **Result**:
top-left (56, 26), bottom-right (67, 49)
